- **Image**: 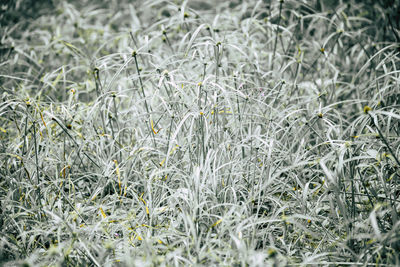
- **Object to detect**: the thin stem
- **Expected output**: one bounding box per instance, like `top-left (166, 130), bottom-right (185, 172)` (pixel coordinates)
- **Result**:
top-left (32, 120), bottom-right (43, 218)
top-left (132, 51), bottom-right (157, 148)
top-left (271, 0), bottom-right (284, 71)
top-left (93, 67), bottom-right (107, 135)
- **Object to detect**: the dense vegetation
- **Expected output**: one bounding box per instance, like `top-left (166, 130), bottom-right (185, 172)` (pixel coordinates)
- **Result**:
top-left (1, 0), bottom-right (399, 266)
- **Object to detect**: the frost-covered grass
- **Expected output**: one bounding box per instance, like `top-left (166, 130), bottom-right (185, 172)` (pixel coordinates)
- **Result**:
top-left (1, 0), bottom-right (400, 266)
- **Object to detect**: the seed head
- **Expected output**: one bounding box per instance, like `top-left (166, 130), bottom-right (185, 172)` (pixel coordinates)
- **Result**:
top-left (363, 105), bottom-right (371, 114)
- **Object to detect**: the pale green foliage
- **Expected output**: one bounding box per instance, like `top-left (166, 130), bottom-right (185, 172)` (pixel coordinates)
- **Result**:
top-left (1, 0), bottom-right (399, 266)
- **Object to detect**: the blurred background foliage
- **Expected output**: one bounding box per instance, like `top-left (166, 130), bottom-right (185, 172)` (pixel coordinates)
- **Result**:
top-left (1, 0), bottom-right (399, 41)
top-left (0, 0), bottom-right (55, 27)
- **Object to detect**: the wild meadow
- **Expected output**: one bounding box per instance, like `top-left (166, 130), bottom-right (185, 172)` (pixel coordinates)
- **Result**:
top-left (1, 0), bottom-right (399, 266)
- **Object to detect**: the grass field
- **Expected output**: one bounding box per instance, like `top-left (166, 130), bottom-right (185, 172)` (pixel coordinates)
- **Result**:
top-left (1, 0), bottom-right (400, 266)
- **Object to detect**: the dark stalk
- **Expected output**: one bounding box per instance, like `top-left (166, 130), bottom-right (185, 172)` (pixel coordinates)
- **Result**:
top-left (234, 75), bottom-right (245, 160)
top-left (132, 50), bottom-right (157, 149)
top-left (271, 0), bottom-right (284, 71)
top-left (165, 114), bottom-right (175, 168)
top-left (32, 120), bottom-right (43, 219)
top-left (52, 117), bottom-right (100, 168)
top-left (92, 67), bottom-right (107, 136)
top-left (111, 93), bottom-right (122, 162)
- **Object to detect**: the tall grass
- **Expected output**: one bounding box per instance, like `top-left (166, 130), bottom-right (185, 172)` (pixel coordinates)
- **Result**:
top-left (1, 0), bottom-right (399, 266)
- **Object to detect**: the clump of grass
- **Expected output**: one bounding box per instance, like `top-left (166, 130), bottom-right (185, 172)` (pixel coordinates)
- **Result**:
top-left (1, 0), bottom-right (400, 266)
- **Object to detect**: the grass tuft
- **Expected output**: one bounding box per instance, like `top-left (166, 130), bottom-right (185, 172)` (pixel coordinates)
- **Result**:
top-left (1, 0), bottom-right (400, 266)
